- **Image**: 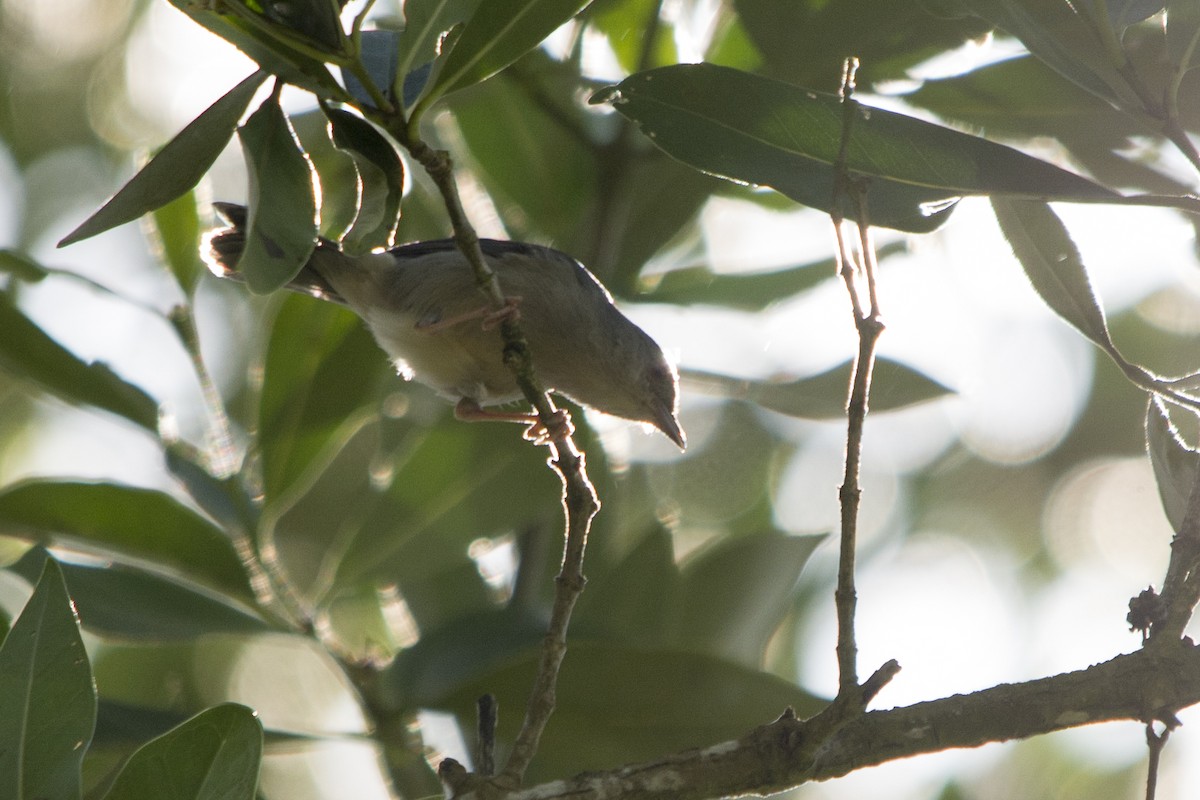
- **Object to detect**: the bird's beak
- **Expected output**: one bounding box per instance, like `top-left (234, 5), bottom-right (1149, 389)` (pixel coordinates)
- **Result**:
top-left (650, 401), bottom-right (686, 450)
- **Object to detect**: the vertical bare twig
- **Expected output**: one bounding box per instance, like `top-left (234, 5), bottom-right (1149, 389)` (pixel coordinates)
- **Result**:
top-left (830, 57), bottom-right (887, 699)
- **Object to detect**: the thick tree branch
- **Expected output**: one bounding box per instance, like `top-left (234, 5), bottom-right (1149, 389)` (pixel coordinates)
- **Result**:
top-left (451, 641), bottom-right (1200, 800)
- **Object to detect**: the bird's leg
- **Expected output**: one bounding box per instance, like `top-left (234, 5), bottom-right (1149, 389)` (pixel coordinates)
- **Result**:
top-left (417, 296), bottom-right (523, 334)
top-left (454, 397), bottom-right (574, 444)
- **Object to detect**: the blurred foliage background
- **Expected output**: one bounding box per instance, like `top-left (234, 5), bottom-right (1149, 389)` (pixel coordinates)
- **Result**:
top-left (0, 1), bottom-right (1199, 799)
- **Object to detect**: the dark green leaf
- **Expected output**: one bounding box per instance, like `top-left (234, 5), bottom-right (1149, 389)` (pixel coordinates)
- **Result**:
top-left (7, 550), bottom-right (270, 641)
top-left (449, 63), bottom-right (597, 245)
top-left (954, 0), bottom-right (1131, 106)
top-left (251, 0), bottom-right (344, 52)
top-left (322, 107), bottom-right (404, 252)
top-left (605, 157), bottom-right (723, 294)
top-left (435, 642), bottom-right (824, 782)
top-left (597, 64), bottom-right (1116, 233)
top-left (0, 559), bottom-right (96, 800)
top-left (423, 0), bottom-right (593, 104)
top-left (236, 96), bottom-right (319, 293)
top-left (0, 249), bottom-right (49, 282)
top-left (327, 415), bottom-right (559, 592)
top-left (94, 700), bottom-right (190, 749)
top-left (0, 296), bottom-right (159, 431)
top-left (1146, 398), bottom-right (1199, 533)
top-left (678, 532), bottom-right (823, 666)
top-left (1167, 0), bottom-right (1200, 72)
top-left (990, 198), bottom-right (1112, 350)
top-left (733, 0), bottom-right (988, 91)
top-left (167, 3), bottom-right (339, 96)
top-left (258, 294), bottom-right (387, 503)
top-left (635, 245), bottom-right (899, 310)
top-left (151, 189), bottom-right (205, 294)
top-left (906, 56), bottom-right (1189, 197)
top-left (683, 357), bottom-right (955, 419)
top-left (103, 704), bottom-right (263, 800)
top-left (395, 0), bottom-right (484, 99)
top-left (58, 72), bottom-right (266, 247)
top-left (573, 528), bottom-right (680, 645)
top-left (0, 481), bottom-right (252, 602)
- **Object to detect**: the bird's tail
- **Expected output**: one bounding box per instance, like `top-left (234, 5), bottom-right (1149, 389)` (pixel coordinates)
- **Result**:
top-left (203, 203), bottom-right (346, 304)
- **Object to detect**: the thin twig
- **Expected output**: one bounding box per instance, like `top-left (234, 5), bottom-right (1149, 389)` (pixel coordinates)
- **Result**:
top-left (386, 119), bottom-right (600, 792)
top-left (477, 694), bottom-right (498, 777)
top-left (830, 56), bottom-right (886, 698)
top-left (1144, 722), bottom-right (1170, 800)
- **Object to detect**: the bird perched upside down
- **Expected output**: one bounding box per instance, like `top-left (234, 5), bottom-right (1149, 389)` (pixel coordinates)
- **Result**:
top-left (203, 203), bottom-right (685, 449)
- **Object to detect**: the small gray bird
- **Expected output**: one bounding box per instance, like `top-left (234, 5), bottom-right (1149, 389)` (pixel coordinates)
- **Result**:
top-left (204, 203), bottom-right (685, 448)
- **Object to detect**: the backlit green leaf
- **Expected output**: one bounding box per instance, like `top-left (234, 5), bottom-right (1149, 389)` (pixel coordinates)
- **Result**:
top-left (0, 481), bottom-right (252, 601)
top-left (322, 107), bottom-right (404, 252)
top-left (0, 559), bottom-right (96, 800)
top-left (59, 72), bottom-right (266, 247)
top-left (0, 296), bottom-right (159, 431)
top-left (103, 704), bottom-right (262, 800)
top-left (423, 0), bottom-right (593, 105)
top-left (236, 96), bottom-right (319, 293)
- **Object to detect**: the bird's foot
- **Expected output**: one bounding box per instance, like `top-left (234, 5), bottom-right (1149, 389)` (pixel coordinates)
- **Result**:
top-left (454, 398), bottom-right (573, 445)
top-left (416, 296), bottom-right (522, 334)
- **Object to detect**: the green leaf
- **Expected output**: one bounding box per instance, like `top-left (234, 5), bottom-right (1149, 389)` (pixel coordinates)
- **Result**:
top-left (449, 60), bottom-right (597, 244)
top-left (393, 0), bottom-right (483, 101)
top-left (7, 550), bottom-right (270, 641)
top-left (0, 249), bottom-right (49, 282)
top-left (435, 642), bottom-right (824, 782)
top-left (150, 189), bottom-right (205, 294)
top-left (954, 0), bottom-right (1131, 106)
top-left (990, 198), bottom-right (1113, 349)
top-left (0, 296), bottom-right (159, 431)
top-left (678, 532), bottom-right (823, 667)
top-left (167, 2), bottom-right (340, 96)
top-left (635, 243), bottom-right (900, 310)
top-left (58, 72), bottom-right (266, 247)
top-left (683, 357), bottom-right (955, 419)
top-left (905, 55), bottom-right (1189, 198)
top-left (1146, 398), bottom-right (1199, 533)
top-left (0, 481), bottom-right (252, 602)
top-left (322, 107), bottom-right (404, 253)
top-left (732, 0), bottom-right (987, 91)
top-left (103, 704), bottom-right (262, 800)
top-left (0, 559), bottom-right (97, 800)
top-left (1166, 0), bottom-right (1200, 72)
top-left (236, 96), bottom-right (319, 294)
top-left (257, 294), bottom-right (388, 503)
top-left (422, 0), bottom-right (593, 105)
top-left (573, 528), bottom-right (679, 645)
top-left (327, 415), bottom-right (560, 592)
top-left (596, 64), bottom-right (1116, 233)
